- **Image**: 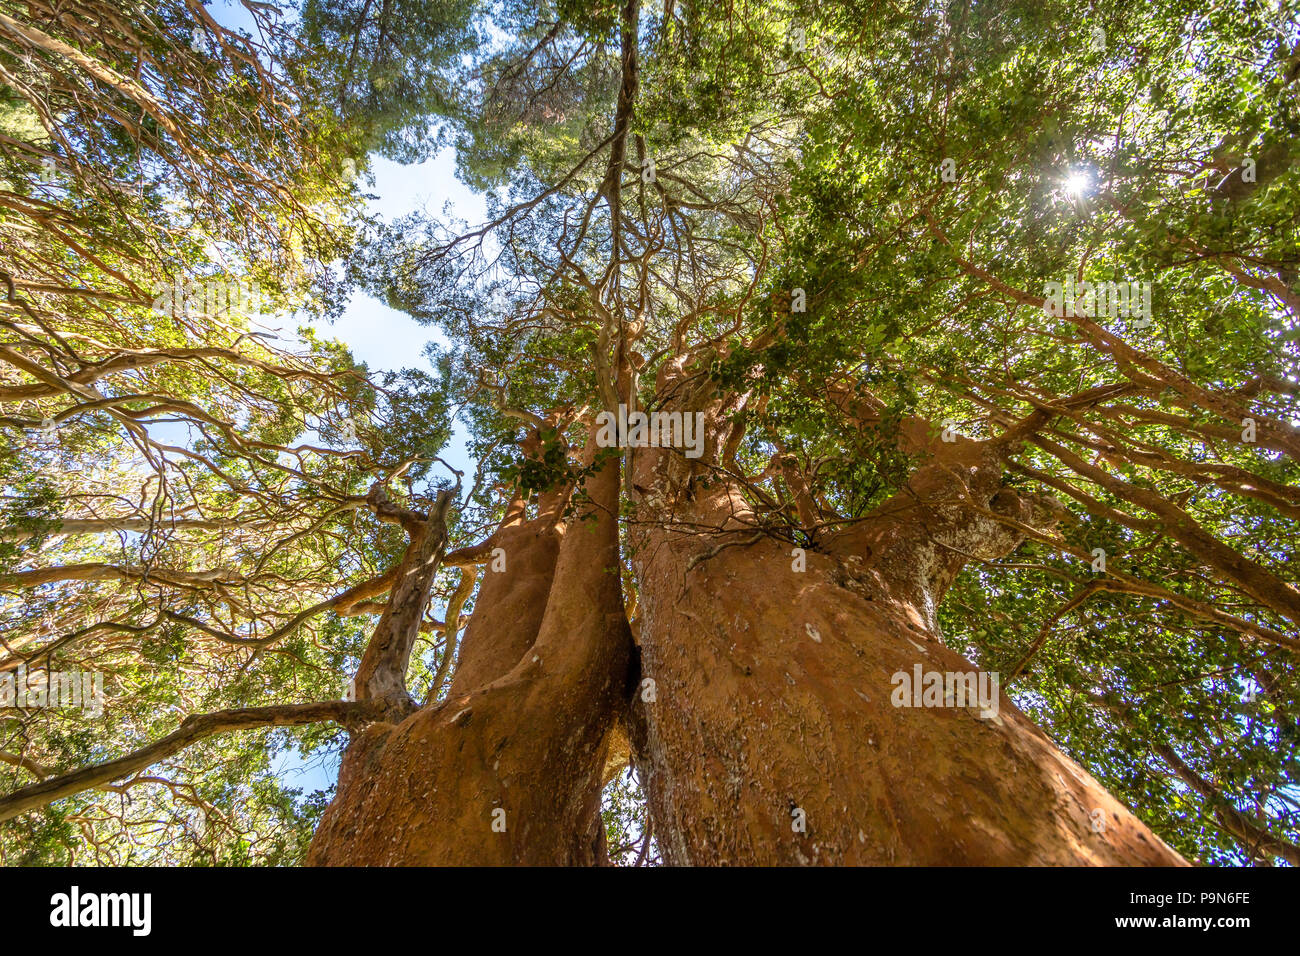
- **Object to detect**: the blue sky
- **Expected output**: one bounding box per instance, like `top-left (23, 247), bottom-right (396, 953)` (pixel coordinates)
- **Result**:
top-left (306, 151), bottom-right (485, 381)
top-left (302, 149), bottom-right (485, 482)
top-left (271, 144), bottom-right (490, 795)
top-left (206, 0), bottom-right (485, 417)
top-left (202, 0), bottom-right (495, 795)
top-left (271, 146), bottom-right (487, 796)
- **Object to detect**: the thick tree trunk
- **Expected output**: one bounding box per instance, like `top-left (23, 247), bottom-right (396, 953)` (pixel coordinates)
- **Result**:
top-left (306, 431), bottom-right (630, 865)
top-left (623, 371), bottom-right (1187, 866)
top-left (308, 369), bottom-right (1185, 865)
top-left (627, 517), bottom-right (1184, 864)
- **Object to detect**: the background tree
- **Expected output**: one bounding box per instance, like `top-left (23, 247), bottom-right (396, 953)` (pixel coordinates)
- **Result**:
top-left (0, 0), bottom-right (456, 863)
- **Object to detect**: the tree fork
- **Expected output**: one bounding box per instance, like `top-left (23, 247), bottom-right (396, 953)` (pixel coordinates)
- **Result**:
top-left (623, 369), bottom-right (1187, 865)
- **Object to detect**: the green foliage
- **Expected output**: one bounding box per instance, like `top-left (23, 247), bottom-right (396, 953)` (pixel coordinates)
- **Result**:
top-left (298, 0), bottom-right (480, 162)
top-left (0, 0), bottom-right (450, 865)
top-left (3, 0), bottom-right (1297, 868)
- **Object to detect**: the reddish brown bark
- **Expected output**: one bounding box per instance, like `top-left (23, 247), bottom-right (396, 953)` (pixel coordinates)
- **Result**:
top-left (306, 429), bottom-right (631, 865)
top-left (620, 369), bottom-right (1187, 865)
top-left (448, 485), bottom-right (565, 695)
top-left (309, 361), bottom-right (1187, 866)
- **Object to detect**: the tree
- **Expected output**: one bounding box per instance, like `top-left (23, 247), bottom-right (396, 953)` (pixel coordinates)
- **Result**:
top-left (2, 0), bottom-right (1297, 866)
top-left (0, 0), bottom-right (454, 863)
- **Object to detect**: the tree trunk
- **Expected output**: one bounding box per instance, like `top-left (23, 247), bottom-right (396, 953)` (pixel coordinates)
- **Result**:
top-left (306, 429), bottom-right (631, 865)
top-left (622, 370), bottom-right (1187, 865)
top-left (309, 374), bottom-right (1186, 865)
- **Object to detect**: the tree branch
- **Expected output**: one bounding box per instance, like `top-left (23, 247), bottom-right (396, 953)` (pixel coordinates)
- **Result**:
top-left (0, 699), bottom-right (387, 823)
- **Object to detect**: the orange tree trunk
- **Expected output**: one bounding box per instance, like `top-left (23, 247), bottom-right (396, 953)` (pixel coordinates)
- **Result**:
top-left (623, 374), bottom-right (1186, 866)
top-left (308, 390), bottom-right (1184, 865)
top-left (306, 430), bottom-right (630, 865)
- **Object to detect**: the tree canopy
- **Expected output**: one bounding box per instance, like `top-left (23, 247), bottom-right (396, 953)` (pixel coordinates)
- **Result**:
top-left (1, 0), bottom-right (1296, 866)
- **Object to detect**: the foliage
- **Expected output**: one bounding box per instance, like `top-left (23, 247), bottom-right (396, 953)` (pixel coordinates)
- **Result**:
top-left (2, 0), bottom-right (1296, 866)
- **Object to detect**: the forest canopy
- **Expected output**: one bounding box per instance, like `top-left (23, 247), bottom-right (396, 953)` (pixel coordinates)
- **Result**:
top-left (0, 0), bottom-right (1296, 867)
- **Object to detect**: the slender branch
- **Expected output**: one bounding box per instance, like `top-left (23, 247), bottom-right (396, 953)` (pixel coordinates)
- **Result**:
top-left (0, 699), bottom-right (387, 823)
